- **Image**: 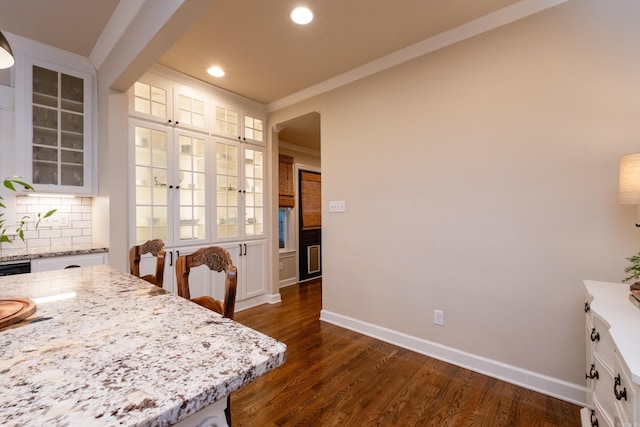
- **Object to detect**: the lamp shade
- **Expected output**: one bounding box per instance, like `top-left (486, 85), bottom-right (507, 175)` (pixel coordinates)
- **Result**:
top-left (0, 31), bottom-right (14, 69)
top-left (619, 153), bottom-right (640, 204)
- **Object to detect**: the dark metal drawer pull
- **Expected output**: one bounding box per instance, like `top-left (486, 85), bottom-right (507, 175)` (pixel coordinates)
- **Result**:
top-left (614, 374), bottom-right (627, 401)
top-left (585, 364), bottom-right (599, 380)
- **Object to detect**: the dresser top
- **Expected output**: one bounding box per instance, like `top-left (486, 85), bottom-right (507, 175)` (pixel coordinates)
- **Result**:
top-left (0, 265), bottom-right (287, 426)
top-left (584, 280), bottom-right (640, 384)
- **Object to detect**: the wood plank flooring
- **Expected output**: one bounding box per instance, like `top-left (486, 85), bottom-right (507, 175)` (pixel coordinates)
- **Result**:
top-left (231, 279), bottom-right (581, 426)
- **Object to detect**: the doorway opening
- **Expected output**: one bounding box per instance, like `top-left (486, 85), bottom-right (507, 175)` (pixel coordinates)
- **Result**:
top-left (275, 111), bottom-right (321, 287)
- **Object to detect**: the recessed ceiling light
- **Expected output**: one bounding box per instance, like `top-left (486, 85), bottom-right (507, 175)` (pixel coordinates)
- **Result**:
top-left (207, 66), bottom-right (225, 77)
top-left (290, 6), bottom-right (313, 25)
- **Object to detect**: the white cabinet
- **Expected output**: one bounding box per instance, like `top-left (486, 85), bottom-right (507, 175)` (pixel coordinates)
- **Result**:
top-left (31, 252), bottom-right (107, 272)
top-left (129, 74), bottom-right (210, 133)
top-left (128, 68), bottom-right (268, 306)
top-left (212, 100), bottom-right (264, 144)
top-left (212, 240), bottom-right (267, 303)
top-left (583, 281), bottom-right (640, 427)
top-left (214, 138), bottom-right (265, 242)
top-left (130, 119), bottom-right (211, 248)
top-left (129, 69), bottom-right (264, 144)
top-left (17, 56), bottom-right (96, 194)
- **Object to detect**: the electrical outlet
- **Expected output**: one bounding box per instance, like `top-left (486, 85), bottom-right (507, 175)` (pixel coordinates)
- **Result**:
top-left (39, 214), bottom-right (70, 228)
top-left (434, 309), bottom-right (444, 326)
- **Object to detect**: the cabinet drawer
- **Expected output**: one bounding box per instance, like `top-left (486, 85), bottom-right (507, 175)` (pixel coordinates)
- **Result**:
top-left (614, 350), bottom-right (637, 424)
top-left (591, 315), bottom-right (615, 371)
top-left (593, 353), bottom-right (616, 424)
top-left (593, 398), bottom-right (614, 427)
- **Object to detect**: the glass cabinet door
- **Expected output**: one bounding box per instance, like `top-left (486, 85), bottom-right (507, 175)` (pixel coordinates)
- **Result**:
top-left (132, 80), bottom-right (169, 122)
top-left (214, 105), bottom-right (240, 139)
top-left (244, 147), bottom-right (264, 237)
top-left (243, 114), bottom-right (264, 143)
top-left (133, 123), bottom-right (169, 245)
top-left (32, 65), bottom-right (86, 187)
top-left (215, 140), bottom-right (239, 239)
top-left (177, 132), bottom-right (207, 242)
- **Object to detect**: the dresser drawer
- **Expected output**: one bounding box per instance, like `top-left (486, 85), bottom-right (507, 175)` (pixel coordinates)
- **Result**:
top-left (614, 350), bottom-right (638, 424)
top-left (593, 353), bottom-right (616, 424)
top-left (593, 398), bottom-right (614, 427)
top-left (591, 315), bottom-right (615, 371)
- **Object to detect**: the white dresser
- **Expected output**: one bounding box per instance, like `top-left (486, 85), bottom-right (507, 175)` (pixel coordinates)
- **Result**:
top-left (583, 280), bottom-right (640, 427)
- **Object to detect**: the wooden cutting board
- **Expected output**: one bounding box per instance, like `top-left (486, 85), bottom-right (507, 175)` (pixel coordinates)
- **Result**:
top-left (0, 298), bottom-right (36, 329)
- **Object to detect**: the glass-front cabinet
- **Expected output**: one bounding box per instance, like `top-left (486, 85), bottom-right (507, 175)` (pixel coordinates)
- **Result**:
top-left (129, 75), bottom-right (209, 133)
top-left (19, 58), bottom-right (96, 194)
top-left (215, 138), bottom-right (265, 241)
top-left (131, 119), bottom-right (209, 247)
top-left (128, 67), bottom-right (268, 306)
top-left (213, 102), bottom-right (264, 144)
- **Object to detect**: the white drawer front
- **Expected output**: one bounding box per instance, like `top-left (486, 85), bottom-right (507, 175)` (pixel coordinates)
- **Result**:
top-left (593, 353), bottom-right (616, 424)
top-left (592, 315), bottom-right (615, 371)
top-left (614, 350), bottom-right (637, 424)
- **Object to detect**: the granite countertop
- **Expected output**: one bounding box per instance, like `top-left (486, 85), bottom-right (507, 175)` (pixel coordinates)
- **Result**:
top-left (0, 244), bottom-right (109, 263)
top-left (0, 265), bottom-right (287, 426)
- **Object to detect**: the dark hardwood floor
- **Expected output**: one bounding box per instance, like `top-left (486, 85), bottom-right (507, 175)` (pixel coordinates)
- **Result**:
top-left (231, 279), bottom-right (581, 426)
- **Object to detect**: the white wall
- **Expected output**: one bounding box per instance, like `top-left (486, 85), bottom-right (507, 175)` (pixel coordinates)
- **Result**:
top-left (269, 0), bottom-right (640, 403)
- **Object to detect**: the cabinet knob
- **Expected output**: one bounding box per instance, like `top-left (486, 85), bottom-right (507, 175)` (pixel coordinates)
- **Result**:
top-left (590, 410), bottom-right (598, 427)
top-left (590, 328), bottom-right (600, 342)
top-left (585, 364), bottom-right (599, 380)
top-left (614, 374), bottom-right (627, 401)
top-left (584, 302), bottom-right (590, 313)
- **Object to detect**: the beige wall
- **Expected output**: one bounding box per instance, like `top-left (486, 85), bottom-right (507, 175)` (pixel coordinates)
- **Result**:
top-left (269, 0), bottom-right (640, 395)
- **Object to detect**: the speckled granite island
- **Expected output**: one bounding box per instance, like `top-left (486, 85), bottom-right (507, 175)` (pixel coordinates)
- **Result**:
top-left (0, 265), bottom-right (287, 426)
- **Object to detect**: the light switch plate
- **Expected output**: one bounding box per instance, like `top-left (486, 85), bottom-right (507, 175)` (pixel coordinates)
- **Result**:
top-left (329, 200), bottom-right (346, 212)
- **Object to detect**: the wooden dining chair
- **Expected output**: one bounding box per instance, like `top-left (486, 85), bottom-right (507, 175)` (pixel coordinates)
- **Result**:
top-left (129, 239), bottom-right (166, 288)
top-left (175, 246), bottom-right (238, 426)
top-left (175, 246), bottom-right (238, 319)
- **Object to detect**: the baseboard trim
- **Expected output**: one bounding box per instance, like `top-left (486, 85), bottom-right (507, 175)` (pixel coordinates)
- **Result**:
top-left (320, 309), bottom-right (587, 406)
top-left (235, 293), bottom-right (281, 312)
top-left (279, 278), bottom-right (298, 288)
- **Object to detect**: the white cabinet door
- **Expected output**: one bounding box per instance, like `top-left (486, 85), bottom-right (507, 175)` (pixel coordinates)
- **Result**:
top-left (129, 75), bottom-right (209, 133)
top-left (131, 120), bottom-right (171, 245)
top-left (212, 101), bottom-right (265, 144)
top-left (130, 119), bottom-right (211, 248)
top-left (212, 240), bottom-right (266, 302)
top-left (31, 252), bottom-right (107, 272)
top-left (18, 57), bottom-right (96, 195)
top-left (214, 138), bottom-right (265, 242)
top-left (241, 239), bottom-right (267, 299)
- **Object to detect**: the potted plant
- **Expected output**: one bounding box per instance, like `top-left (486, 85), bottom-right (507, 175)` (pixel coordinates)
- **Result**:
top-left (0, 177), bottom-right (55, 243)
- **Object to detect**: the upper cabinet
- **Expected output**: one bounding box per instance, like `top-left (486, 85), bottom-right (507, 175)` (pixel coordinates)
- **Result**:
top-left (17, 55), bottom-right (96, 195)
top-left (128, 68), bottom-right (265, 144)
top-left (129, 75), bottom-right (210, 133)
top-left (213, 101), bottom-right (264, 144)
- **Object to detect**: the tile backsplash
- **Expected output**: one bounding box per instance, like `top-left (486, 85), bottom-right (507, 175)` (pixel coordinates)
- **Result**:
top-left (6, 196), bottom-right (93, 249)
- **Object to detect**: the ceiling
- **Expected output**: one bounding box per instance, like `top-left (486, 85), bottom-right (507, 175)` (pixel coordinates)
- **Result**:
top-left (0, 0), bottom-right (524, 151)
